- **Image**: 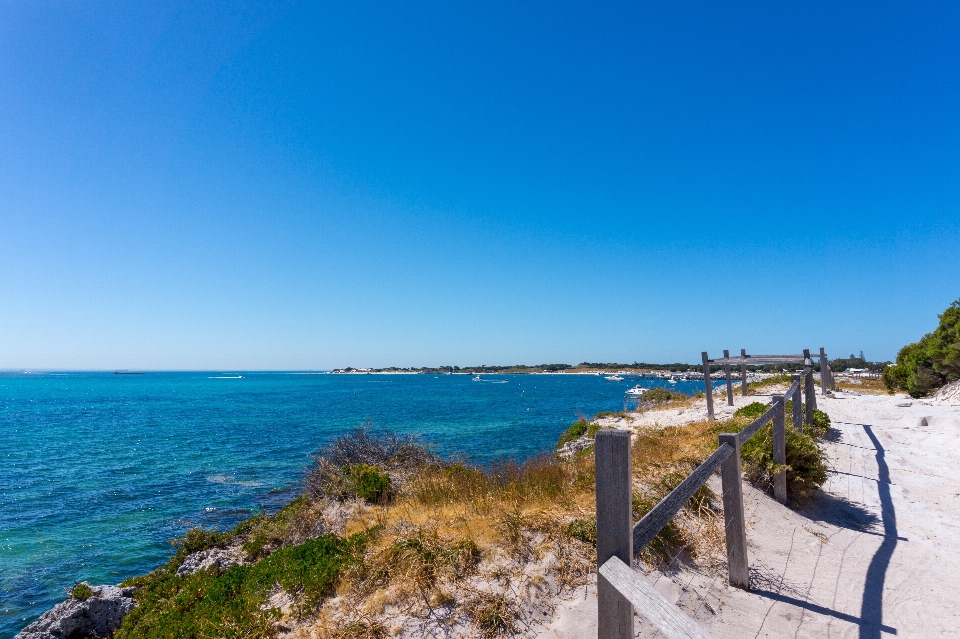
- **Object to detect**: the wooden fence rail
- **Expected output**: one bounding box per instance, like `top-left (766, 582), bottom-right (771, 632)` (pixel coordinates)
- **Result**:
top-left (595, 348), bottom-right (831, 638)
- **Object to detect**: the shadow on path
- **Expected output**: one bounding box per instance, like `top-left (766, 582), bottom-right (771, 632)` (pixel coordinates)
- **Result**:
top-left (860, 424), bottom-right (898, 639)
top-left (802, 492), bottom-right (880, 534)
top-left (750, 587), bottom-right (898, 635)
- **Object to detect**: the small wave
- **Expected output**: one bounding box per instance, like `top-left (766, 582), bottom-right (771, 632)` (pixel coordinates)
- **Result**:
top-left (209, 376), bottom-right (244, 379)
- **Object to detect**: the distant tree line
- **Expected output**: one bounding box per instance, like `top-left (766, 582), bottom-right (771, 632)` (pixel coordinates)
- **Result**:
top-left (883, 299), bottom-right (960, 397)
top-left (824, 355), bottom-right (890, 374)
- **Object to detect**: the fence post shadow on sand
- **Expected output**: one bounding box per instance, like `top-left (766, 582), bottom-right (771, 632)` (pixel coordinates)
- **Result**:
top-left (595, 348), bottom-right (842, 638)
top-left (859, 424), bottom-right (898, 639)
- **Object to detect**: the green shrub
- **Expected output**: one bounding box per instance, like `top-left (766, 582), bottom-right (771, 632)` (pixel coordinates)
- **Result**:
top-left (568, 518), bottom-right (597, 546)
top-left (782, 402), bottom-right (831, 440)
top-left (348, 464), bottom-right (393, 503)
top-left (70, 582), bottom-right (93, 601)
top-left (240, 497), bottom-right (310, 560)
top-left (736, 401), bottom-right (831, 441)
top-left (304, 425), bottom-right (437, 501)
top-left (809, 408), bottom-right (831, 440)
top-left (734, 402), bottom-right (769, 419)
top-left (740, 425), bottom-right (827, 503)
top-left (884, 299), bottom-right (960, 397)
top-left (307, 462), bottom-right (394, 504)
top-left (555, 420), bottom-right (600, 449)
top-left (118, 533), bottom-right (368, 639)
top-left (172, 527), bottom-right (232, 565)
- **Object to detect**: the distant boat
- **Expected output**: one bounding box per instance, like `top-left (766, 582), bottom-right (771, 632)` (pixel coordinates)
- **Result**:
top-left (668, 379), bottom-right (677, 384)
top-left (114, 371), bottom-right (144, 375)
top-left (604, 375), bottom-right (624, 381)
top-left (625, 385), bottom-right (647, 397)
top-left (473, 375), bottom-right (482, 381)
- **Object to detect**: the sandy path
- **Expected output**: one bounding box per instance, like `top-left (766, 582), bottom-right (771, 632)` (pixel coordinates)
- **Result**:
top-left (539, 391), bottom-right (960, 638)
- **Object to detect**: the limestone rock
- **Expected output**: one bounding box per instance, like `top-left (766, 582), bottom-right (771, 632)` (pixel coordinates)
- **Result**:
top-left (176, 546), bottom-right (243, 576)
top-left (556, 437), bottom-right (593, 460)
top-left (16, 584), bottom-right (136, 639)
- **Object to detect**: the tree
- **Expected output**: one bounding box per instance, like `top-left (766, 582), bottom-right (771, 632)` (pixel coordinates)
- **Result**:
top-left (883, 299), bottom-right (960, 397)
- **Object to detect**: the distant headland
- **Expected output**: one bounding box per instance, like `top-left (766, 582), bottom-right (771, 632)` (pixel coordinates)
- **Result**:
top-left (328, 361), bottom-right (814, 375)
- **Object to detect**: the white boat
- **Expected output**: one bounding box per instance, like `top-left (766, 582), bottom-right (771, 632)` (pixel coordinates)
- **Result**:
top-left (625, 385), bottom-right (647, 397)
top-left (473, 375), bottom-right (482, 381)
top-left (604, 375), bottom-right (624, 381)
top-left (668, 379), bottom-right (677, 384)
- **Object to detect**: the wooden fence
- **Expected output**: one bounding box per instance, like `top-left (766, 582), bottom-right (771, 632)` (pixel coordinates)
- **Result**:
top-left (595, 348), bottom-right (831, 639)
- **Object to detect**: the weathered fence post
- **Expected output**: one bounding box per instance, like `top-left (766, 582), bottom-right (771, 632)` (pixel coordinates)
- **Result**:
top-left (791, 375), bottom-right (802, 433)
top-left (596, 430), bottom-right (634, 639)
top-left (718, 433), bottom-right (749, 589)
top-left (702, 352), bottom-right (714, 421)
top-left (772, 395), bottom-right (787, 504)
top-left (723, 349), bottom-right (734, 406)
top-left (819, 347), bottom-right (833, 392)
top-left (803, 349), bottom-right (816, 423)
top-left (740, 349), bottom-right (748, 397)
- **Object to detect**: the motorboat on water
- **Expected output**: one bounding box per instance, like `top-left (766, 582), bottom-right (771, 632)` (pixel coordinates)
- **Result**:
top-left (625, 385), bottom-right (647, 397)
top-left (473, 375), bottom-right (482, 381)
top-left (604, 374), bottom-right (624, 381)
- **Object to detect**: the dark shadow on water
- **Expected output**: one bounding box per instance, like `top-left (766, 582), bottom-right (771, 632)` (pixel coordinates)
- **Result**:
top-left (859, 424), bottom-right (898, 639)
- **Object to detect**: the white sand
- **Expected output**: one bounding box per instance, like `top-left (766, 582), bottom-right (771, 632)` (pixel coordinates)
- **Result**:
top-left (538, 390), bottom-right (960, 638)
top-left (929, 378), bottom-right (960, 406)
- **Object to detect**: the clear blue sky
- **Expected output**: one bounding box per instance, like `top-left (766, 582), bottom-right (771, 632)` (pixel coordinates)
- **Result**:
top-left (1, 1), bottom-right (958, 370)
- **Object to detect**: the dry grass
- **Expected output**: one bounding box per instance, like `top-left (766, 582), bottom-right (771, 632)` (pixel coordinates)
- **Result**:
top-left (278, 421), bottom-right (734, 637)
top-left (634, 389), bottom-right (696, 413)
top-left (629, 419), bottom-right (727, 566)
top-left (834, 377), bottom-right (889, 394)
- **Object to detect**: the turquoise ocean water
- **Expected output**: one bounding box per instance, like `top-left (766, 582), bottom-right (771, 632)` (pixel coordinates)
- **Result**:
top-left (0, 371), bottom-right (709, 636)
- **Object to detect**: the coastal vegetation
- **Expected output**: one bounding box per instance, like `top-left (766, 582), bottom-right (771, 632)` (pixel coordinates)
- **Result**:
top-left (555, 419), bottom-right (600, 449)
top-left (107, 413), bottom-right (773, 638)
top-left (52, 374), bottom-right (834, 639)
top-left (118, 532), bottom-right (369, 639)
top-left (636, 387), bottom-right (689, 409)
top-left (731, 402), bottom-right (829, 502)
top-left (883, 299), bottom-right (960, 397)
top-left (69, 582), bottom-right (93, 601)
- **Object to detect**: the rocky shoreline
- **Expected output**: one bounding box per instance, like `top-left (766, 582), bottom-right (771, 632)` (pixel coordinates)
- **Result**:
top-left (16, 585), bottom-right (136, 639)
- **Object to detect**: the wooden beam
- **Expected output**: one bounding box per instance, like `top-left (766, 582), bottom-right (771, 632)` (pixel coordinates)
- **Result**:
top-left (740, 349), bottom-right (748, 397)
top-left (596, 430), bottom-right (634, 639)
top-left (599, 556), bottom-right (716, 639)
top-left (772, 396), bottom-right (787, 504)
top-left (709, 354), bottom-right (807, 364)
top-left (723, 349), bottom-right (734, 406)
top-left (819, 347), bottom-right (833, 392)
top-left (791, 375), bottom-right (802, 433)
top-left (719, 433), bottom-right (749, 589)
top-left (737, 403), bottom-right (778, 444)
top-left (702, 352), bottom-right (714, 421)
top-left (633, 444), bottom-right (732, 552)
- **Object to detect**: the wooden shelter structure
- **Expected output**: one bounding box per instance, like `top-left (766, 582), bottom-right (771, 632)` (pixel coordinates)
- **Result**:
top-left (701, 347), bottom-right (835, 420)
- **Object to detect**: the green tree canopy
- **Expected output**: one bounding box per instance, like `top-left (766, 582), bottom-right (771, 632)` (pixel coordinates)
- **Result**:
top-left (883, 299), bottom-right (960, 397)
